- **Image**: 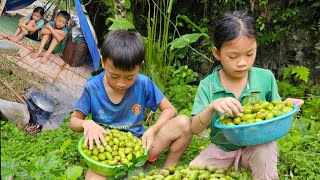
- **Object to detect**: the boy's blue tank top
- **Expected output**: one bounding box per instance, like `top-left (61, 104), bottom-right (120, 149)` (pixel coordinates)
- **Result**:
top-left (75, 71), bottom-right (164, 137)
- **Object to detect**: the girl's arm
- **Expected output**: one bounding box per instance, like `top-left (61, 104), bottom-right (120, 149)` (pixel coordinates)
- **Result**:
top-left (191, 105), bottom-right (215, 134)
top-left (21, 22), bottom-right (41, 33)
top-left (191, 97), bottom-right (243, 134)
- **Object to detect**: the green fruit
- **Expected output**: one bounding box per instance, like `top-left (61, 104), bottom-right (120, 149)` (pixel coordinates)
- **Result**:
top-left (265, 112), bottom-right (274, 120)
top-left (226, 122), bottom-right (235, 126)
top-left (266, 103), bottom-right (274, 111)
top-left (260, 101), bottom-right (270, 108)
top-left (92, 147), bottom-right (99, 156)
top-left (99, 146), bottom-right (105, 153)
top-left (241, 114), bottom-right (255, 121)
top-left (84, 149), bottom-right (92, 156)
top-left (242, 108), bottom-right (252, 114)
top-left (98, 153), bottom-right (106, 161)
top-left (82, 144), bottom-right (88, 150)
top-left (160, 169), bottom-right (170, 177)
top-left (285, 101), bottom-right (294, 107)
top-left (272, 109), bottom-right (283, 117)
top-left (104, 152), bottom-right (113, 160)
top-left (198, 173), bottom-right (210, 180)
top-left (255, 118), bottom-right (263, 122)
top-left (272, 100), bottom-right (282, 105)
top-left (282, 106), bottom-right (293, 114)
top-left (207, 165), bottom-right (218, 173)
top-left (233, 117), bottom-right (241, 124)
top-left (256, 111), bottom-right (267, 119)
top-left (91, 155), bottom-right (99, 161)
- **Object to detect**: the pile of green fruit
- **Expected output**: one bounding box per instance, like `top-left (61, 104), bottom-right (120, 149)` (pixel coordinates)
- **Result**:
top-left (130, 165), bottom-right (244, 180)
top-left (218, 100), bottom-right (294, 126)
top-left (81, 129), bottom-right (145, 166)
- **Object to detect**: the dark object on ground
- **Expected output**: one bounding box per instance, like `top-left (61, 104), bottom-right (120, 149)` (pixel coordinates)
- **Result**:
top-left (26, 91), bottom-right (55, 126)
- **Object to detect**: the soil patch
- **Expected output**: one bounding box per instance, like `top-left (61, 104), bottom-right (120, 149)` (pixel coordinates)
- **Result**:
top-left (0, 54), bottom-right (46, 102)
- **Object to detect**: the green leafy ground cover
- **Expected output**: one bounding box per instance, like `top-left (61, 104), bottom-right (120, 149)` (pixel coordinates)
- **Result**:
top-left (1, 66), bottom-right (319, 180)
top-left (1, 92), bottom-right (319, 179)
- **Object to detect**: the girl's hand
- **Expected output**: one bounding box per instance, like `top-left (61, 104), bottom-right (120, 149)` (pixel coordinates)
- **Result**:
top-left (285, 98), bottom-right (304, 108)
top-left (209, 97), bottom-right (243, 116)
top-left (82, 120), bottom-right (109, 150)
top-left (141, 128), bottom-right (156, 150)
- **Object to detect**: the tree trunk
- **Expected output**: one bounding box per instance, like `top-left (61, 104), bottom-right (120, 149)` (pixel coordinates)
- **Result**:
top-left (113, 0), bottom-right (126, 19)
top-left (51, 0), bottom-right (63, 21)
top-left (0, 0), bottom-right (7, 15)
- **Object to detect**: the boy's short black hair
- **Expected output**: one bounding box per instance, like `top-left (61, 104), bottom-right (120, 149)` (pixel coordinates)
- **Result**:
top-left (101, 30), bottom-right (145, 71)
top-left (57, 11), bottom-right (70, 21)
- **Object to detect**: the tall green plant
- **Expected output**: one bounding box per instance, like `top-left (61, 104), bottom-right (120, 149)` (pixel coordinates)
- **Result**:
top-left (107, 0), bottom-right (209, 91)
top-left (143, 0), bottom-right (208, 91)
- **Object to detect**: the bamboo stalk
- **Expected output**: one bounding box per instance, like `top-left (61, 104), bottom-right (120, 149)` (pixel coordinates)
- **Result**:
top-left (0, 77), bottom-right (27, 104)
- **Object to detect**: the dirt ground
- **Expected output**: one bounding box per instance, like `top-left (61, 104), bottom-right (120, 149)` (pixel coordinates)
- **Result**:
top-left (0, 54), bottom-right (46, 102)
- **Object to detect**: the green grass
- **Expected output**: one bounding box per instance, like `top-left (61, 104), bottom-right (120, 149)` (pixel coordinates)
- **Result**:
top-left (1, 94), bottom-right (319, 179)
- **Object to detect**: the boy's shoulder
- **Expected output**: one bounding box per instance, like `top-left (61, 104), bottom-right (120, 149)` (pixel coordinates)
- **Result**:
top-left (85, 71), bottom-right (104, 87)
top-left (85, 72), bottom-right (151, 86)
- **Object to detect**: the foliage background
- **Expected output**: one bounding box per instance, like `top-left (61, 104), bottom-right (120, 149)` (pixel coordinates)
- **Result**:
top-left (1, 0), bottom-right (320, 179)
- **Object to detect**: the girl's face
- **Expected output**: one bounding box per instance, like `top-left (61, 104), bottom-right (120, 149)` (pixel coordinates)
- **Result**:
top-left (213, 36), bottom-right (257, 79)
top-left (32, 12), bottom-right (42, 21)
top-left (103, 58), bottom-right (140, 93)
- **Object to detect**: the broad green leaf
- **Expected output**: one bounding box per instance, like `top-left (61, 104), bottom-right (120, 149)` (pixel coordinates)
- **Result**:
top-left (34, 152), bottom-right (61, 172)
top-left (125, 0), bottom-right (131, 9)
top-left (103, 0), bottom-right (113, 6)
top-left (177, 15), bottom-right (205, 33)
top-left (169, 33), bottom-right (209, 51)
top-left (65, 166), bottom-right (83, 180)
top-left (282, 67), bottom-right (293, 80)
top-left (60, 138), bottom-right (72, 151)
top-left (108, 18), bottom-right (135, 31)
top-left (291, 66), bottom-right (310, 83)
top-left (1, 157), bottom-right (18, 180)
top-left (279, 141), bottom-right (293, 152)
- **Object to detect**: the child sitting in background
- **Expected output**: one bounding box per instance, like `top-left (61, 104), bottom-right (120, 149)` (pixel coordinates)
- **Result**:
top-left (30, 10), bottom-right (70, 63)
top-left (9, 7), bottom-right (45, 42)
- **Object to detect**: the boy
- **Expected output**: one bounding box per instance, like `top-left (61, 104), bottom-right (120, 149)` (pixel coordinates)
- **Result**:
top-left (30, 11), bottom-right (70, 63)
top-left (69, 30), bottom-right (192, 179)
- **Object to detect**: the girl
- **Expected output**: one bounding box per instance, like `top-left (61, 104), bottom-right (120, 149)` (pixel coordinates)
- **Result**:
top-left (9, 6), bottom-right (45, 42)
top-left (190, 10), bottom-right (304, 180)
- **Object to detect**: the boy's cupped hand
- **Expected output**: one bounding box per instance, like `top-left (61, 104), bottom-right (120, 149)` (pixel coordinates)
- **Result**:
top-left (141, 128), bottom-right (156, 150)
top-left (83, 120), bottom-right (109, 150)
top-left (209, 97), bottom-right (243, 117)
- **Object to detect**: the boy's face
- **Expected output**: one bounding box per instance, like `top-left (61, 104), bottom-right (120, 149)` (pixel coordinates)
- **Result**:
top-left (55, 15), bottom-right (68, 29)
top-left (32, 12), bottom-right (42, 22)
top-left (103, 58), bottom-right (140, 93)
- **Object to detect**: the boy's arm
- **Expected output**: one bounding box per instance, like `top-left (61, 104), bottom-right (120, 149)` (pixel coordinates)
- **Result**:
top-left (69, 110), bottom-right (86, 132)
top-left (41, 24), bottom-right (52, 35)
top-left (47, 25), bottom-right (67, 42)
top-left (150, 97), bottom-right (176, 133)
top-left (70, 110), bottom-right (108, 150)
